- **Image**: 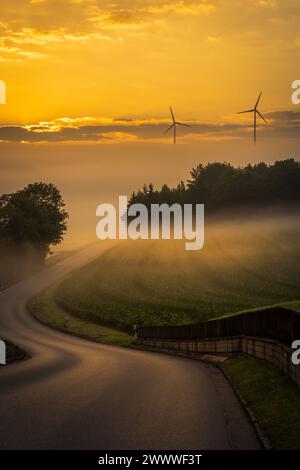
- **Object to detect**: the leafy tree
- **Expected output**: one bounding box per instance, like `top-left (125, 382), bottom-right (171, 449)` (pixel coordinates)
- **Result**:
top-left (0, 182), bottom-right (68, 264)
top-left (187, 162), bottom-right (237, 207)
top-left (128, 159), bottom-right (300, 212)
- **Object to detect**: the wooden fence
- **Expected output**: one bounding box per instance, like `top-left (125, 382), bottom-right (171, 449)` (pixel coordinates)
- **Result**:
top-left (137, 307), bottom-right (300, 347)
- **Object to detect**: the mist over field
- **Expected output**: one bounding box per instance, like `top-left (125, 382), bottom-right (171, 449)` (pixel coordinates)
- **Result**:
top-left (0, 243), bottom-right (43, 290)
top-left (53, 209), bottom-right (300, 331)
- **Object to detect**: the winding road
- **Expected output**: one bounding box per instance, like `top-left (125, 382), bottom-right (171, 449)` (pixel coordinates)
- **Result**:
top-left (0, 243), bottom-right (260, 450)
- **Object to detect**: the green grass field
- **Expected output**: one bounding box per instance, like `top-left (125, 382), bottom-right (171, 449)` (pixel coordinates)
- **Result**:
top-left (28, 284), bottom-right (132, 345)
top-left (52, 214), bottom-right (300, 333)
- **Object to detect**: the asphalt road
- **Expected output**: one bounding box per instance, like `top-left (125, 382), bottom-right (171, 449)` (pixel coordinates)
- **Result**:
top-left (0, 243), bottom-right (261, 450)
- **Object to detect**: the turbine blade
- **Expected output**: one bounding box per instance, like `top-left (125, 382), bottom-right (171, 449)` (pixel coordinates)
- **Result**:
top-left (238, 109), bottom-right (254, 114)
top-left (163, 123), bottom-right (174, 135)
top-left (174, 124), bottom-right (176, 144)
top-left (256, 110), bottom-right (268, 124)
top-left (255, 91), bottom-right (262, 109)
top-left (170, 106), bottom-right (175, 123)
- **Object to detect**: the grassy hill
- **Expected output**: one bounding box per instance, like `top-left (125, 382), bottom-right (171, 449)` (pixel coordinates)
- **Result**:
top-left (52, 213), bottom-right (300, 333)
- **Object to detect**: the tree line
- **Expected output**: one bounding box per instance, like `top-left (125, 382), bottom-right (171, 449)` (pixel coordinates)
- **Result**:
top-left (128, 159), bottom-right (300, 211)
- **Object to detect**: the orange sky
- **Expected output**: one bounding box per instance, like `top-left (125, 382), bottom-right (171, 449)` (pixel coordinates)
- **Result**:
top-left (0, 0), bottom-right (300, 248)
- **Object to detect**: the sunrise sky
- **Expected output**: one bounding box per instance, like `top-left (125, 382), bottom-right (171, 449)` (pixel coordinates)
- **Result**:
top-left (1, 0), bottom-right (300, 247)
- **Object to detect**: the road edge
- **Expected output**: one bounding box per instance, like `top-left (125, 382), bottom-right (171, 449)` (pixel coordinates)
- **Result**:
top-left (219, 361), bottom-right (271, 450)
top-left (128, 343), bottom-right (269, 450)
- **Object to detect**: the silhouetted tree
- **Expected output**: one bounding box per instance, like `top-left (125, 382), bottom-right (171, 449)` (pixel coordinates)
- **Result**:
top-left (128, 159), bottom-right (300, 212)
top-left (0, 182), bottom-right (68, 265)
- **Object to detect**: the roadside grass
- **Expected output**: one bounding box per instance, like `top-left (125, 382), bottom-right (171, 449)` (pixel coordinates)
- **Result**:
top-left (279, 299), bottom-right (300, 313)
top-left (222, 356), bottom-right (300, 450)
top-left (28, 284), bottom-right (133, 345)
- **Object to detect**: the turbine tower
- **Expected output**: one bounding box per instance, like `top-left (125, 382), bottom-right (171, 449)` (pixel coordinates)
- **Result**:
top-left (163, 106), bottom-right (191, 144)
top-left (238, 91), bottom-right (268, 143)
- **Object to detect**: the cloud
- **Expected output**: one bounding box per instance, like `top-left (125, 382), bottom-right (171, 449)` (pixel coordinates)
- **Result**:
top-left (4, 28), bottom-right (113, 46)
top-left (1, 110), bottom-right (299, 144)
top-left (148, 0), bottom-right (216, 15)
top-left (0, 26), bottom-right (115, 61)
top-left (89, 0), bottom-right (216, 29)
top-left (266, 110), bottom-right (300, 122)
top-left (256, 0), bottom-right (277, 7)
top-left (104, 11), bottom-right (146, 26)
top-left (0, 45), bottom-right (48, 61)
top-left (0, 0), bottom-right (294, 62)
top-left (206, 35), bottom-right (223, 43)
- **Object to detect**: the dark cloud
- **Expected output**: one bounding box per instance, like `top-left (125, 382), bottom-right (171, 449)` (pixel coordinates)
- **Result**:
top-left (0, 110), bottom-right (299, 143)
top-left (266, 110), bottom-right (300, 122)
top-left (105, 10), bottom-right (145, 25)
top-left (0, 120), bottom-right (244, 143)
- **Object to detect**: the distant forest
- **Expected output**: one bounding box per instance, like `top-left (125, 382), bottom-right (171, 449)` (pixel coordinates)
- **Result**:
top-left (128, 159), bottom-right (300, 211)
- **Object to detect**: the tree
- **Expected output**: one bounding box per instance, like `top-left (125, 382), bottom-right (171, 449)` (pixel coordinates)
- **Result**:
top-left (0, 182), bottom-right (68, 264)
top-left (128, 159), bottom-right (300, 211)
top-left (187, 162), bottom-right (237, 207)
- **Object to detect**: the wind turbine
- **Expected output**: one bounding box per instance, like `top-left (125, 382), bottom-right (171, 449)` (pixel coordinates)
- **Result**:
top-left (163, 106), bottom-right (191, 144)
top-left (238, 91), bottom-right (268, 143)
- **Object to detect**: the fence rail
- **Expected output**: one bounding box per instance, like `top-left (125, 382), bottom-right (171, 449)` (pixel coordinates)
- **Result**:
top-left (137, 306), bottom-right (300, 347)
